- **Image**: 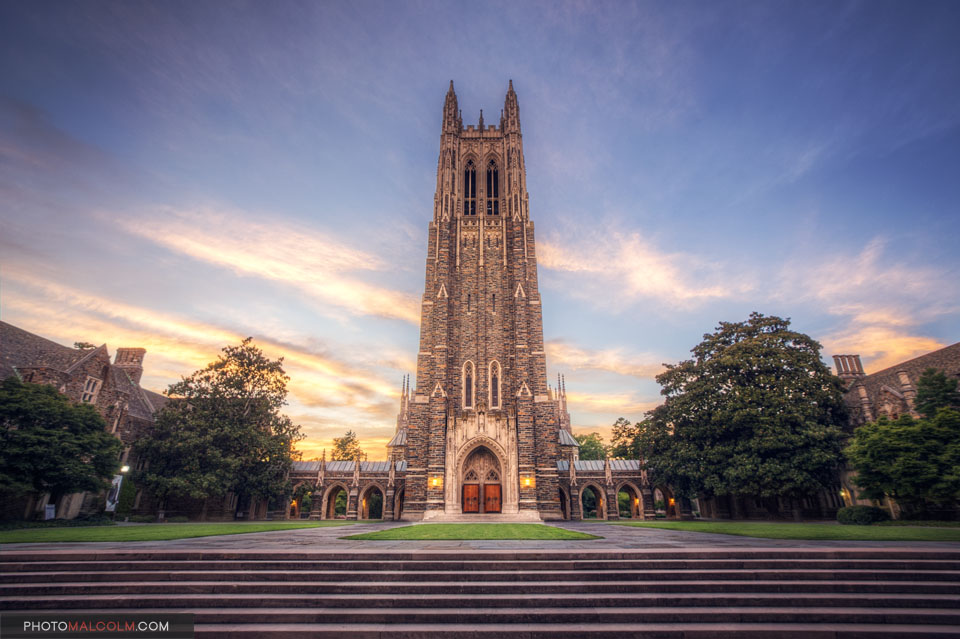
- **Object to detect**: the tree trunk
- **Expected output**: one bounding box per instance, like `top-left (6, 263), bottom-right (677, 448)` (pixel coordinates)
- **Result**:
top-left (200, 499), bottom-right (208, 522)
top-left (792, 498), bottom-right (802, 522)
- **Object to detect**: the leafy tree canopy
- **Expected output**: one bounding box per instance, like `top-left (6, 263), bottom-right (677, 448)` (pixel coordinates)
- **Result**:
top-left (574, 432), bottom-right (607, 461)
top-left (915, 368), bottom-right (960, 418)
top-left (73, 342), bottom-right (96, 350)
top-left (331, 430), bottom-right (365, 462)
top-left (0, 376), bottom-right (121, 501)
top-left (610, 417), bottom-right (642, 459)
top-left (133, 339), bottom-right (303, 518)
top-left (846, 408), bottom-right (960, 511)
top-left (638, 312), bottom-right (848, 501)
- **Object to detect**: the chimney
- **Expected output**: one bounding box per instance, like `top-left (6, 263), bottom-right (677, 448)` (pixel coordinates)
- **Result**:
top-left (832, 354), bottom-right (866, 382)
top-left (114, 348), bottom-right (146, 385)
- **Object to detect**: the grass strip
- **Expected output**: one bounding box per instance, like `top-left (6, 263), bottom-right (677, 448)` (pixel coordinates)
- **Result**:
top-left (875, 520), bottom-right (960, 528)
top-left (343, 523), bottom-right (601, 540)
top-left (612, 520), bottom-right (960, 541)
top-left (0, 521), bottom-right (353, 543)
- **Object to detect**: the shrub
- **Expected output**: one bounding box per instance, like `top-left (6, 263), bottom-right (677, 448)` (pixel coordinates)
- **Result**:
top-left (129, 514), bottom-right (155, 523)
top-left (165, 515), bottom-right (189, 523)
top-left (837, 505), bottom-right (890, 525)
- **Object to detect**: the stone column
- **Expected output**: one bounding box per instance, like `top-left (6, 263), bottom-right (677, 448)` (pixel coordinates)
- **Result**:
top-left (347, 489), bottom-right (359, 520)
top-left (605, 486), bottom-right (619, 520)
top-left (309, 488), bottom-right (322, 520)
top-left (678, 496), bottom-right (694, 520)
top-left (641, 486), bottom-right (655, 520)
top-left (384, 488), bottom-right (395, 522)
top-left (570, 487), bottom-right (583, 520)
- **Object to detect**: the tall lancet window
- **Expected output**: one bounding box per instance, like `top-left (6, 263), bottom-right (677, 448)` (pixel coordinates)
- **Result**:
top-left (489, 361), bottom-right (502, 409)
top-left (463, 361), bottom-right (475, 409)
top-left (486, 160), bottom-right (499, 215)
top-left (463, 161), bottom-right (477, 216)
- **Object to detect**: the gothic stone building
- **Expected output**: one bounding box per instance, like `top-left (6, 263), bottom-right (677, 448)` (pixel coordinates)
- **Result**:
top-left (289, 82), bottom-right (666, 523)
top-left (0, 320), bottom-right (166, 520)
top-left (833, 344), bottom-right (960, 514)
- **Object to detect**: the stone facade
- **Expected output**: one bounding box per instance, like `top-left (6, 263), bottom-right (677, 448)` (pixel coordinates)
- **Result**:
top-left (834, 344), bottom-right (960, 429)
top-left (0, 321), bottom-right (166, 519)
top-left (383, 81), bottom-right (574, 520)
top-left (284, 82), bottom-right (659, 523)
top-left (833, 344), bottom-right (960, 515)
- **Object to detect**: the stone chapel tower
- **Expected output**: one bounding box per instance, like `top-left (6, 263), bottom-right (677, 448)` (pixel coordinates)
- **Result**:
top-left (388, 81), bottom-right (574, 520)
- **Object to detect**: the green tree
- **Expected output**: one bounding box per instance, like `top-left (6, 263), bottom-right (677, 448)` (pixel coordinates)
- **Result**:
top-left (332, 430), bottom-right (365, 462)
top-left (638, 313), bottom-right (847, 518)
top-left (0, 377), bottom-right (121, 508)
top-left (610, 417), bottom-right (642, 459)
top-left (73, 342), bottom-right (95, 350)
top-left (574, 432), bottom-right (607, 461)
top-left (846, 409), bottom-right (960, 513)
top-left (915, 368), bottom-right (960, 418)
top-left (134, 338), bottom-right (304, 520)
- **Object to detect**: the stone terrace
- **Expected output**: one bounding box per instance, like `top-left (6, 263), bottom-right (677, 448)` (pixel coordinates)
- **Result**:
top-left (2, 522), bottom-right (960, 637)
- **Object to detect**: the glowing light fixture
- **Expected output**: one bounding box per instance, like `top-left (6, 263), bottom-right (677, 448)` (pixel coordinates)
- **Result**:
top-left (120, 465), bottom-right (130, 473)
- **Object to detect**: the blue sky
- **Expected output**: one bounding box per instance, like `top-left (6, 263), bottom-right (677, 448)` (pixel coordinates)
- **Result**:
top-left (2, 1), bottom-right (958, 458)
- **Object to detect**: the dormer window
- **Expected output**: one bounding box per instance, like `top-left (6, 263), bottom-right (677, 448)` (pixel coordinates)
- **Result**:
top-left (81, 377), bottom-right (102, 404)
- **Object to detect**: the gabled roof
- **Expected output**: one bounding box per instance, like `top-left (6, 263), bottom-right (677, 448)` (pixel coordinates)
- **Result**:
top-left (0, 321), bottom-right (86, 379)
top-left (558, 430), bottom-right (579, 447)
top-left (849, 342), bottom-right (960, 405)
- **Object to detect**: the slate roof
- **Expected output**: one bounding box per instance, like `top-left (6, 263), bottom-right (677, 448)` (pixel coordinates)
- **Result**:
top-left (0, 321), bottom-right (85, 379)
top-left (0, 320), bottom-right (166, 420)
top-left (556, 459), bottom-right (642, 472)
top-left (388, 429), bottom-right (407, 447)
top-left (558, 429), bottom-right (579, 446)
top-left (847, 342), bottom-right (960, 416)
top-left (291, 460), bottom-right (406, 473)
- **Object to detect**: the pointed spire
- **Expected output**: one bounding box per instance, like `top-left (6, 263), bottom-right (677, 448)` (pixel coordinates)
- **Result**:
top-left (504, 79), bottom-right (520, 133)
top-left (443, 80), bottom-right (459, 131)
top-left (478, 109), bottom-right (484, 130)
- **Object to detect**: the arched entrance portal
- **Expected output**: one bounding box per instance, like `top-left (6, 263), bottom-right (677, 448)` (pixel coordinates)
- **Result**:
top-left (324, 485), bottom-right (348, 520)
top-left (460, 446), bottom-right (502, 514)
top-left (617, 483), bottom-right (642, 519)
top-left (581, 484), bottom-right (605, 519)
top-left (360, 485), bottom-right (384, 519)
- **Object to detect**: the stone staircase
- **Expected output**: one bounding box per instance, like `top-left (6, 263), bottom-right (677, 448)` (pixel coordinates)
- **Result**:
top-left (2, 549), bottom-right (960, 637)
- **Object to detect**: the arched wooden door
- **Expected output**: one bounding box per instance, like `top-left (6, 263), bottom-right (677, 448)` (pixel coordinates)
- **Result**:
top-left (461, 446), bottom-right (502, 514)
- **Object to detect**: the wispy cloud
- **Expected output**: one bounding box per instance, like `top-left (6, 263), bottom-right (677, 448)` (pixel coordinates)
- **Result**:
top-left (539, 229), bottom-right (744, 309)
top-left (115, 207), bottom-right (420, 323)
top-left (777, 237), bottom-right (959, 371)
top-left (546, 339), bottom-right (663, 379)
top-left (2, 270), bottom-right (404, 454)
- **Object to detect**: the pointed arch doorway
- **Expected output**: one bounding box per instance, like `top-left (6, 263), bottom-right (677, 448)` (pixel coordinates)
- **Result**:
top-left (460, 445), bottom-right (502, 514)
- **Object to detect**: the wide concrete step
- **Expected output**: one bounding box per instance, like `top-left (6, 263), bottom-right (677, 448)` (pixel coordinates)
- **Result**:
top-left (5, 579), bottom-right (958, 596)
top-left (5, 558), bottom-right (957, 572)
top-left (7, 568), bottom-right (960, 584)
top-left (24, 605), bottom-right (960, 626)
top-left (174, 621), bottom-right (960, 638)
top-left (4, 592), bottom-right (960, 610)
top-left (4, 550), bottom-right (959, 562)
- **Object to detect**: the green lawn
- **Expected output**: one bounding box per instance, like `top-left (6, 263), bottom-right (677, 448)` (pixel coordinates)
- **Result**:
top-left (0, 521), bottom-right (354, 543)
top-left (343, 523), bottom-right (601, 540)
top-left (612, 520), bottom-right (960, 542)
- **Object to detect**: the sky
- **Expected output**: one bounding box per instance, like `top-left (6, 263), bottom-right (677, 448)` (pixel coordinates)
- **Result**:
top-left (2, 1), bottom-right (959, 459)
